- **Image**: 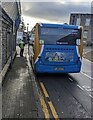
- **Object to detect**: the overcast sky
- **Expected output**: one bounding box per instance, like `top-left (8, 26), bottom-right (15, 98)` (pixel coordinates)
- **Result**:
top-left (21, 0), bottom-right (92, 30)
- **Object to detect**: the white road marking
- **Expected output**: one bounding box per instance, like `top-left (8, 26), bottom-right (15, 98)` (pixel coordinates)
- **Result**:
top-left (82, 85), bottom-right (93, 92)
top-left (83, 50), bottom-right (91, 55)
top-left (89, 94), bottom-right (93, 99)
top-left (77, 85), bottom-right (93, 99)
top-left (77, 84), bottom-right (93, 99)
top-left (77, 84), bottom-right (84, 91)
top-left (83, 58), bottom-right (93, 63)
top-left (69, 77), bottom-right (73, 82)
top-left (83, 58), bottom-right (90, 62)
top-left (81, 71), bottom-right (93, 80)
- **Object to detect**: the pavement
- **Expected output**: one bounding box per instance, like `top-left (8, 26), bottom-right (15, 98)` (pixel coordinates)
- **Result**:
top-left (83, 51), bottom-right (93, 62)
top-left (2, 45), bottom-right (44, 119)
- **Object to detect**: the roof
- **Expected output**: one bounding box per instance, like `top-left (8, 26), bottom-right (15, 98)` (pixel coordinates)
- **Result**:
top-left (38, 23), bottom-right (81, 29)
top-left (71, 13), bottom-right (93, 15)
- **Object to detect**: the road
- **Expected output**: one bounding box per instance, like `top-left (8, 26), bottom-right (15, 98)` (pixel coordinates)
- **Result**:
top-left (36, 57), bottom-right (92, 118)
top-left (2, 45), bottom-right (92, 119)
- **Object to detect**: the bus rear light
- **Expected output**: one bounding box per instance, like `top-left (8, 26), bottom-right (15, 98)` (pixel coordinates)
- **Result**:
top-left (39, 40), bottom-right (44, 44)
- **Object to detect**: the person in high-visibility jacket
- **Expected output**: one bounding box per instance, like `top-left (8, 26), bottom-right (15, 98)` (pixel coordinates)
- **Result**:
top-left (19, 40), bottom-right (25, 57)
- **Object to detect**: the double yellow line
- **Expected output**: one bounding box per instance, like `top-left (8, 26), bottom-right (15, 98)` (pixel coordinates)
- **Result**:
top-left (39, 82), bottom-right (59, 120)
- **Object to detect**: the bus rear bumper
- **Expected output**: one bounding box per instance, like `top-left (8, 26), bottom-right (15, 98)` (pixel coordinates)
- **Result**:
top-left (34, 64), bottom-right (81, 73)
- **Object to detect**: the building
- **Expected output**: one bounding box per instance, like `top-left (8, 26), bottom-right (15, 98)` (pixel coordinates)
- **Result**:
top-left (0, 1), bottom-right (21, 82)
top-left (91, 1), bottom-right (93, 14)
top-left (2, 1), bottom-right (21, 37)
top-left (69, 13), bottom-right (93, 45)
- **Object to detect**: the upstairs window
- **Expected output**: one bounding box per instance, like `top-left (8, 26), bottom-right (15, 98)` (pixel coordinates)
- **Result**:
top-left (85, 18), bottom-right (90, 26)
top-left (76, 18), bottom-right (80, 25)
top-left (84, 31), bottom-right (88, 39)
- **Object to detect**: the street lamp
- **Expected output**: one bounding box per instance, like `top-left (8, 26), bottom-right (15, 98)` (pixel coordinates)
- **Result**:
top-left (27, 23), bottom-right (29, 33)
top-left (27, 23), bottom-right (29, 43)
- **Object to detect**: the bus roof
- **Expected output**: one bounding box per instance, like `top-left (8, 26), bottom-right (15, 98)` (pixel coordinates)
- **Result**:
top-left (38, 23), bottom-right (81, 29)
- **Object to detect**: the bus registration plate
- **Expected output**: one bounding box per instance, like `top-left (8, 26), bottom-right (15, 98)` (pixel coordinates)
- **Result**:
top-left (55, 68), bottom-right (64, 70)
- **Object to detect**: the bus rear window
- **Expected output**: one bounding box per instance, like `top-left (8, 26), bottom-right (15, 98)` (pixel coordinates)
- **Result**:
top-left (39, 27), bottom-right (81, 45)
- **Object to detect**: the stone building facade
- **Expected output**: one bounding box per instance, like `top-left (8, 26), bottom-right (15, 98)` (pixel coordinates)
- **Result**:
top-left (0, 1), bottom-right (21, 81)
top-left (69, 13), bottom-right (93, 45)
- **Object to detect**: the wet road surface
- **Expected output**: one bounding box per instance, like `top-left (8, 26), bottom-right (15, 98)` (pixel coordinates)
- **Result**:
top-left (36, 57), bottom-right (93, 118)
top-left (2, 45), bottom-right (93, 119)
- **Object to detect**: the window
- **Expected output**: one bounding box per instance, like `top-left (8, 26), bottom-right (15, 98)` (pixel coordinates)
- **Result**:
top-left (76, 18), bottom-right (80, 25)
top-left (39, 27), bottom-right (81, 45)
top-left (85, 18), bottom-right (90, 26)
top-left (84, 31), bottom-right (88, 39)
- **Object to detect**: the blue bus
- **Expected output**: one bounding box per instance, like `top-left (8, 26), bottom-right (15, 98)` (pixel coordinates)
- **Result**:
top-left (29, 23), bottom-right (83, 73)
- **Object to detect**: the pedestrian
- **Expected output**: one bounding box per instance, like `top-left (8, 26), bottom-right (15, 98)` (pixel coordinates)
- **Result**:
top-left (19, 39), bottom-right (25, 57)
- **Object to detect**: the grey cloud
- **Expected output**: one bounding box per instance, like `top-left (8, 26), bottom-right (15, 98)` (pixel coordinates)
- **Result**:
top-left (22, 2), bottom-right (91, 23)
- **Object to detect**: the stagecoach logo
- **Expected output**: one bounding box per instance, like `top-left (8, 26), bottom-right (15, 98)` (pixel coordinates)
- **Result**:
top-left (56, 42), bottom-right (68, 44)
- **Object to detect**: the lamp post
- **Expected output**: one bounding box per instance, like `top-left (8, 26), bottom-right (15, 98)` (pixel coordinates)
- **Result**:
top-left (27, 23), bottom-right (29, 32)
top-left (27, 23), bottom-right (29, 43)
